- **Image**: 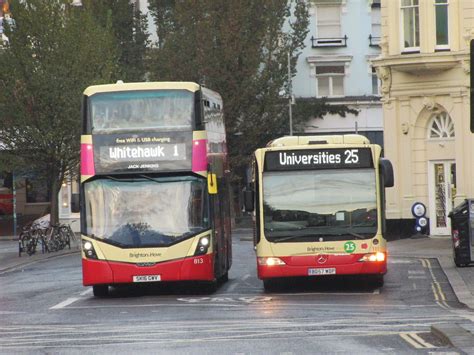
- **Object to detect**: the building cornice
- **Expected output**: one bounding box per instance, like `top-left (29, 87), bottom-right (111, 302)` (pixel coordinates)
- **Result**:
top-left (371, 51), bottom-right (469, 75)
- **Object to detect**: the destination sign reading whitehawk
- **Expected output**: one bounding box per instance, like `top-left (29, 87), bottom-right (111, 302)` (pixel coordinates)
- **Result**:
top-left (264, 148), bottom-right (373, 171)
top-left (93, 132), bottom-right (192, 174)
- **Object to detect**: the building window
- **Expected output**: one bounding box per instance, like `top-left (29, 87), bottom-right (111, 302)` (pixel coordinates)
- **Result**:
top-left (369, 1), bottom-right (381, 47)
top-left (316, 65), bottom-right (345, 97)
top-left (435, 0), bottom-right (449, 48)
top-left (401, 0), bottom-right (420, 51)
top-left (313, 5), bottom-right (346, 47)
top-left (428, 112), bottom-right (454, 139)
top-left (26, 177), bottom-right (50, 203)
top-left (371, 67), bottom-right (380, 95)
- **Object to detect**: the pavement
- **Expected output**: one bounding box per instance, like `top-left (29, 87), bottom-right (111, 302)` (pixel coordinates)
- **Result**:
top-left (1, 230), bottom-right (474, 353)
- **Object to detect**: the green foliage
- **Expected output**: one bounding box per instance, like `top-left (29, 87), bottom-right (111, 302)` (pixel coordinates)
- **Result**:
top-left (0, 0), bottom-right (117, 222)
top-left (83, 0), bottom-right (150, 82)
top-left (147, 0), bottom-right (356, 182)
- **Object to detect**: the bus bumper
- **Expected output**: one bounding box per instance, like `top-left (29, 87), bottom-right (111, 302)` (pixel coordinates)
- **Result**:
top-left (257, 254), bottom-right (386, 280)
top-left (82, 253), bottom-right (214, 286)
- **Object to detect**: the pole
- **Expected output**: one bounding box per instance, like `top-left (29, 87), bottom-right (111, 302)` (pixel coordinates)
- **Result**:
top-left (12, 171), bottom-right (16, 238)
top-left (288, 52), bottom-right (293, 136)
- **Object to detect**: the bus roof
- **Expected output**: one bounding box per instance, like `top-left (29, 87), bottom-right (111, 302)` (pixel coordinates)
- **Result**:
top-left (83, 81), bottom-right (201, 97)
top-left (266, 134), bottom-right (371, 147)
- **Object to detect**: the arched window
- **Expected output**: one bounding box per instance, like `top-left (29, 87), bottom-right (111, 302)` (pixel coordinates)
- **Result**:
top-left (427, 112), bottom-right (454, 139)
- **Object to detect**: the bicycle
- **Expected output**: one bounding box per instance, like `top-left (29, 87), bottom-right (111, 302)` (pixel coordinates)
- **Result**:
top-left (18, 223), bottom-right (43, 257)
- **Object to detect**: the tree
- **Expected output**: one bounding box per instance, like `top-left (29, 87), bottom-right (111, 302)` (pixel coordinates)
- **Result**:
top-left (0, 0), bottom-right (118, 224)
top-left (148, 0), bottom-right (356, 182)
top-left (83, 0), bottom-right (150, 82)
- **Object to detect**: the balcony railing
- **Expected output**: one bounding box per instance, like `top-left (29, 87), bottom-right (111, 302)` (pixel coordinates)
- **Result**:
top-left (311, 35), bottom-right (348, 48)
top-left (369, 34), bottom-right (381, 47)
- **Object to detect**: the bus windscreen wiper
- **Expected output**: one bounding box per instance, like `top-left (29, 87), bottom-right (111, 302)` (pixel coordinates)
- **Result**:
top-left (271, 235), bottom-right (318, 243)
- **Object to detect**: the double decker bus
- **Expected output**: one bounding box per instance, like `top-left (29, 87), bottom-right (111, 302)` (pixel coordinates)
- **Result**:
top-left (80, 82), bottom-right (232, 297)
top-left (243, 134), bottom-right (394, 290)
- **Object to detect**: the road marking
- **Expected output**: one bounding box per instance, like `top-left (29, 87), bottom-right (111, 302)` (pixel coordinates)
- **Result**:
top-left (50, 297), bottom-right (80, 310)
top-left (242, 274), bottom-right (251, 281)
top-left (422, 258), bottom-right (449, 308)
top-left (80, 289), bottom-right (92, 296)
top-left (408, 276), bottom-right (427, 279)
top-left (400, 332), bottom-right (436, 349)
top-left (177, 296), bottom-right (272, 303)
top-left (408, 270), bottom-right (426, 275)
top-left (227, 281), bottom-right (239, 292)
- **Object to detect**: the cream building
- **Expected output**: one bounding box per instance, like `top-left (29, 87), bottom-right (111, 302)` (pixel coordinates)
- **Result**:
top-left (372, 0), bottom-right (473, 236)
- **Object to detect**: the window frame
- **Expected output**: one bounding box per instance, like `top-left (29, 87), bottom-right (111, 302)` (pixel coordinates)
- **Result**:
top-left (434, 0), bottom-right (449, 50)
top-left (427, 111), bottom-right (455, 140)
top-left (316, 65), bottom-right (345, 98)
top-left (400, 0), bottom-right (420, 53)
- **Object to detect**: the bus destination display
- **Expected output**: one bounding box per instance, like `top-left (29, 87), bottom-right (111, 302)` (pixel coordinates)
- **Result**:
top-left (93, 132), bottom-right (192, 174)
top-left (264, 148), bottom-right (373, 171)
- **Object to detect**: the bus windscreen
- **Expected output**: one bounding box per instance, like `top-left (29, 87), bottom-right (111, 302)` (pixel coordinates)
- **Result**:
top-left (262, 169), bottom-right (377, 241)
top-left (84, 176), bottom-right (209, 247)
top-left (89, 90), bottom-right (194, 133)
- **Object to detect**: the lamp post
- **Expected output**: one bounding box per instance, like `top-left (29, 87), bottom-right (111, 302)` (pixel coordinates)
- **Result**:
top-left (287, 52), bottom-right (293, 136)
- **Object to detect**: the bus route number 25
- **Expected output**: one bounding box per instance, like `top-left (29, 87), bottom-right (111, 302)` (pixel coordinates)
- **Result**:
top-left (344, 149), bottom-right (359, 164)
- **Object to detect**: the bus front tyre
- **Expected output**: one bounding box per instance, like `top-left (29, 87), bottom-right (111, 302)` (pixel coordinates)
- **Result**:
top-left (263, 279), bottom-right (276, 292)
top-left (93, 285), bottom-right (109, 298)
top-left (371, 275), bottom-right (384, 288)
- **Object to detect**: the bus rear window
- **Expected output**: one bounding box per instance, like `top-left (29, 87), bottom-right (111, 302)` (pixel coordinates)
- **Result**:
top-left (89, 90), bottom-right (194, 133)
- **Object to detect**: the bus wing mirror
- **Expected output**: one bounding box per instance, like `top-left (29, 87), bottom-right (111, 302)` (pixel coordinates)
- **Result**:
top-left (243, 187), bottom-right (254, 212)
top-left (380, 158), bottom-right (394, 188)
top-left (208, 173), bottom-right (218, 194)
top-left (71, 193), bottom-right (80, 213)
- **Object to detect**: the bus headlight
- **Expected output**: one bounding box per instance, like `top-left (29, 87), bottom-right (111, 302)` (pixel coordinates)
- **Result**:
top-left (258, 257), bottom-right (286, 266)
top-left (358, 252), bottom-right (385, 262)
top-left (82, 240), bottom-right (98, 259)
top-left (194, 236), bottom-right (210, 256)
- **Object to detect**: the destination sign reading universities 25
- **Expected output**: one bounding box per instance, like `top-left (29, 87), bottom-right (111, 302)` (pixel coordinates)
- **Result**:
top-left (264, 148), bottom-right (373, 171)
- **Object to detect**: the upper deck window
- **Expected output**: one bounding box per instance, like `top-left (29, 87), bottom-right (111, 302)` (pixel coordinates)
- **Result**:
top-left (89, 90), bottom-right (194, 133)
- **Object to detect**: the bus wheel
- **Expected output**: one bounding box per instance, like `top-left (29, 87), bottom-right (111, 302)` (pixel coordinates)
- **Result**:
top-left (93, 285), bottom-right (109, 298)
top-left (371, 275), bottom-right (384, 288)
top-left (204, 280), bottom-right (217, 294)
top-left (263, 279), bottom-right (275, 292)
top-left (219, 271), bottom-right (229, 283)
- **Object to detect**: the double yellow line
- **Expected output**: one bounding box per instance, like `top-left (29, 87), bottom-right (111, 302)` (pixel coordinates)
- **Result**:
top-left (421, 258), bottom-right (449, 309)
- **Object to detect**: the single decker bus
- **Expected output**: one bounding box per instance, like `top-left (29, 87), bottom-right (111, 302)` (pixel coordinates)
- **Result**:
top-left (243, 134), bottom-right (394, 290)
top-left (80, 82), bottom-right (232, 297)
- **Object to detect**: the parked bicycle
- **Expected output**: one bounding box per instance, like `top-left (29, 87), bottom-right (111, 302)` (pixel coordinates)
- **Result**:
top-left (18, 218), bottom-right (77, 257)
top-left (18, 223), bottom-right (44, 257)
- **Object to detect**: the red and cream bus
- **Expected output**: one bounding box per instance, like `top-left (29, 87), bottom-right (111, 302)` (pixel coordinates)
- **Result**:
top-left (243, 135), bottom-right (394, 290)
top-left (80, 82), bottom-right (232, 297)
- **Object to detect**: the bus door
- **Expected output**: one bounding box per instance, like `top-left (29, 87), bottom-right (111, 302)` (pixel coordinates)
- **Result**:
top-left (211, 180), bottom-right (226, 278)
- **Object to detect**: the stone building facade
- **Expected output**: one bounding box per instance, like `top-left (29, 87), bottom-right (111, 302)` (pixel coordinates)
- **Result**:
top-left (372, 0), bottom-right (473, 236)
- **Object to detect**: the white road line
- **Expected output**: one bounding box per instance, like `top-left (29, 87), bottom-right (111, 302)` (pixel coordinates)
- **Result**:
top-left (242, 274), bottom-right (251, 281)
top-left (80, 289), bottom-right (92, 296)
top-left (49, 298), bottom-right (80, 310)
top-left (227, 281), bottom-right (239, 292)
top-left (408, 276), bottom-right (427, 279)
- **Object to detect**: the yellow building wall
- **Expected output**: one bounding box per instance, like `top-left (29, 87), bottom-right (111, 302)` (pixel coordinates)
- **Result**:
top-left (374, 0), bottom-right (474, 235)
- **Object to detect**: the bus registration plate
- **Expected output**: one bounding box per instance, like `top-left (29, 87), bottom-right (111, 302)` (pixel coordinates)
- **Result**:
top-left (133, 275), bottom-right (161, 282)
top-left (308, 268), bottom-right (336, 276)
